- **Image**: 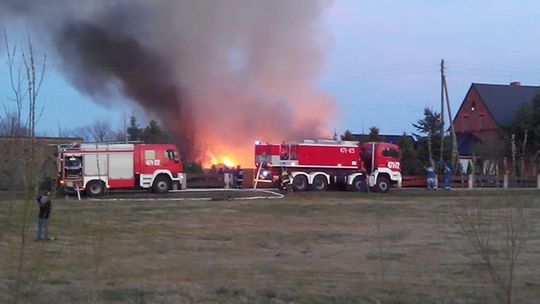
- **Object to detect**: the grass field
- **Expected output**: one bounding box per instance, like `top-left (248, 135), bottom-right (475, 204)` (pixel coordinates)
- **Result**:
top-left (1, 189), bottom-right (539, 303)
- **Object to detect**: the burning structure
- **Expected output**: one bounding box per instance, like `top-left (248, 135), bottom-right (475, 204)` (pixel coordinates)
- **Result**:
top-left (1, 1), bottom-right (335, 166)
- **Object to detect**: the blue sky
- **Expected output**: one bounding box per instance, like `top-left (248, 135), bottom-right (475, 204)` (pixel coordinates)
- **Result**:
top-left (321, 0), bottom-right (540, 134)
top-left (2, 1), bottom-right (540, 137)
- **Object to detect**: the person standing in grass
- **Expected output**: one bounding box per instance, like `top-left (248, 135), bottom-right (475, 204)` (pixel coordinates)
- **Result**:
top-left (36, 190), bottom-right (52, 241)
top-left (443, 163), bottom-right (452, 190)
top-left (426, 165), bottom-right (436, 190)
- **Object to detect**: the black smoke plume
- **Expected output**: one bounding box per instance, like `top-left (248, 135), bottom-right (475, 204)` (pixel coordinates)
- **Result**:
top-left (1, 0), bottom-right (335, 165)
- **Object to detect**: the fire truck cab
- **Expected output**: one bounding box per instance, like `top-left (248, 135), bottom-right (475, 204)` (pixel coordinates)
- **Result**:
top-left (254, 139), bottom-right (401, 192)
top-left (57, 143), bottom-right (183, 196)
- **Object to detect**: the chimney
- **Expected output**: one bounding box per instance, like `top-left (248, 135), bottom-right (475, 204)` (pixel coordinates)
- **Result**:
top-left (510, 81), bottom-right (521, 86)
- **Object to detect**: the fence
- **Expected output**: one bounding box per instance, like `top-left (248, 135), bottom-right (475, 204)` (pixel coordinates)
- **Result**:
top-left (184, 171), bottom-right (539, 189)
top-left (401, 174), bottom-right (540, 189)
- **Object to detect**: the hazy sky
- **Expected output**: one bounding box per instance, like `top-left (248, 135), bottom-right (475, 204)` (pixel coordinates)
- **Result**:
top-left (2, 0), bottom-right (540, 137)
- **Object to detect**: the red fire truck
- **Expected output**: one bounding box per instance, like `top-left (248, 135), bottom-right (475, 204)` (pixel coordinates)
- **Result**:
top-left (56, 143), bottom-right (183, 196)
top-left (254, 139), bottom-right (401, 192)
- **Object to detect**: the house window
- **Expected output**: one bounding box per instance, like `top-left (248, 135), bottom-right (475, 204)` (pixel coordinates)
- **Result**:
top-left (479, 115), bottom-right (484, 130)
top-left (463, 116), bottom-right (469, 132)
top-left (471, 101), bottom-right (476, 112)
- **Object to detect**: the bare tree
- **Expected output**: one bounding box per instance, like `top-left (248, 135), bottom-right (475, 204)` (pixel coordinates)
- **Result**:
top-left (471, 137), bottom-right (506, 176)
top-left (2, 28), bottom-right (27, 136)
top-left (19, 28), bottom-right (47, 225)
top-left (0, 111), bottom-right (28, 136)
top-left (2, 28), bottom-right (47, 230)
top-left (68, 126), bottom-right (91, 142)
top-left (90, 119), bottom-right (112, 142)
top-left (57, 121), bottom-right (72, 138)
top-left (66, 119), bottom-right (117, 142)
top-left (21, 30), bottom-right (46, 138)
top-left (4, 29), bottom-right (48, 304)
top-left (451, 196), bottom-right (537, 304)
top-left (110, 128), bottom-right (127, 142)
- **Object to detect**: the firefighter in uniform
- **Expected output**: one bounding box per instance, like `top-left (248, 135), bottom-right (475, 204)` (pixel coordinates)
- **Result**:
top-left (280, 168), bottom-right (292, 192)
top-left (235, 165), bottom-right (244, 189)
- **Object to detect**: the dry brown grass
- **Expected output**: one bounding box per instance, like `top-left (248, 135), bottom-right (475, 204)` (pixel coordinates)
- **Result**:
top-left (1, 190), bottom-right (539, 303)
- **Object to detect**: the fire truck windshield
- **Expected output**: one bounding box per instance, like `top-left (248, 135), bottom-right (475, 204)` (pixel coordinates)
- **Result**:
top-left (382, 148), bottom-right (399, 158)
top-left (65, 158), bottom-right (81, 168)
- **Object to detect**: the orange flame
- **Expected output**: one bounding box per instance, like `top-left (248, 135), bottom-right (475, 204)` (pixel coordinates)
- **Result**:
top-left (206, 151), bottom-right (240, 168)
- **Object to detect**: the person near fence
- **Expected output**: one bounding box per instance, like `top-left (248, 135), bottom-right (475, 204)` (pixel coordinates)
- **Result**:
top-left (443, 163), bottom-right (452, 190)
top-left (235, 165), bottom-right (244, 189)
top-left (36, 190), bottom-right (52, 241)
top-left (426, 165), bottom-right (436, 190)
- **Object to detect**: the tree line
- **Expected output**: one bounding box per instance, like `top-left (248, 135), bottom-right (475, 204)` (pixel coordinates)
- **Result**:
top-left (52, 115), bottom-right (173, 144)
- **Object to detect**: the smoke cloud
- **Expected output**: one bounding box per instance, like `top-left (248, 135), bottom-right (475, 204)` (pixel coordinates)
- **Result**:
top-left (1, 0), bottom-right (335, 165)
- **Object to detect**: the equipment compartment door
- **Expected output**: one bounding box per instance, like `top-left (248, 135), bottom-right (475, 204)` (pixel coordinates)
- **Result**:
top-left (108, 152), bottom-right (135, 188)
top-left (83, 153), bottom-right (108, 177)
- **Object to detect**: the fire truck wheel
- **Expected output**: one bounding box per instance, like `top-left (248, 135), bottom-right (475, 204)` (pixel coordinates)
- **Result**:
top-left (352, 176), bottom-right (367, 192)
top-left (311, 175), bottom-right (328, 191)
top-left (152, 175), bottom-right (171, 193)
top-left (86, 180), bottom-right (104, 197)
top-left (376, 177), bottom-right (390, 193)
top-left (292, 175), bottom-right (308, 192)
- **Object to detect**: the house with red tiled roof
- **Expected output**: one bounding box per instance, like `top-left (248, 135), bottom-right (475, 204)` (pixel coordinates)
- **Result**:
top-left (453, 82), bottom-right (540, 175)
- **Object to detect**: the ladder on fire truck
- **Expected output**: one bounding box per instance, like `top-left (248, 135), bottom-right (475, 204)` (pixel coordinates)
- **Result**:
top-left (253, 163), bottom-right (291, 192)
top-left (253, 162), bottom-right (270, 189)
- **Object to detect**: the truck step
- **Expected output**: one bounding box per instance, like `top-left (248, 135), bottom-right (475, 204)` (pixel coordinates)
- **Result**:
top-left (141, 176), bottom-right (152, 187)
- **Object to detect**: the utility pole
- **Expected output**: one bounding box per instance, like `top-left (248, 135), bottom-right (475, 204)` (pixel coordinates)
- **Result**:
top-left (440, 60), bottom-right (445, 165)
top-left (440, 59), bottom-right (459, 169)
